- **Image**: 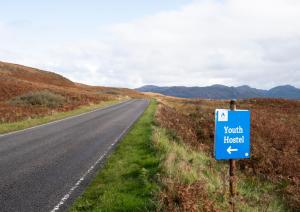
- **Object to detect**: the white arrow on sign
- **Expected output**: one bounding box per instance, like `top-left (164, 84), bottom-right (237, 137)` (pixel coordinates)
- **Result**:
top-left (227, 146), bottom-right (238, 154)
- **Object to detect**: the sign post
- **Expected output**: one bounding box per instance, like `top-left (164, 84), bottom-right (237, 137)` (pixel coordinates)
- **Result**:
top-left (229, 100), bottom-right (237, 212)
top-left (214, 100), bottom-right (250, 212)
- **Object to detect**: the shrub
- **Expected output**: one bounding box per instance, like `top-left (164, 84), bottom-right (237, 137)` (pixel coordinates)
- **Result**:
top-left (10, 90), bottom-right (65, 108)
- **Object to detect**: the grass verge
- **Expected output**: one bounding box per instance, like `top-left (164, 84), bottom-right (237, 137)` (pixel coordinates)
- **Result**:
top-left (153, 127), bottom-right (288, 211)
top-left (0, 100), bottom-right (123, 134)
top-left (70, 100), bottom-right (159, 211)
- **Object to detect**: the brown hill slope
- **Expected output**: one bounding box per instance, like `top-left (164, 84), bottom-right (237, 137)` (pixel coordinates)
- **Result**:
top-left (0, 61), bottom-right (74, 86)
top-left (0, 61), bottom-right (143, 122)
top-left (0, 61), bottom-right (76, 101)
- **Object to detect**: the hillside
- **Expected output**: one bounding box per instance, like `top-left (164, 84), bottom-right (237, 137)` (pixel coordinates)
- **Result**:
top-left (0, 61), bottom-right (75, 101)
top-left (137, 84), bottom-right (300, 99)
top-left (0, 61), bottom-right (143, 123)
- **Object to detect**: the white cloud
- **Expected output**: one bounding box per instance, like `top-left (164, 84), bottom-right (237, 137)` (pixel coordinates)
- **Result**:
top-left (1, 0), bottom-right (300, 89)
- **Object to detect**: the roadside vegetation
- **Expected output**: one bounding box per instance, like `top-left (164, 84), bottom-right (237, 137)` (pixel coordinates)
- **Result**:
top-left (154, 96), bottom-right (299, 211)
top-left (1, 89), bottom-right (130, 124)
top-left (71, 100), bottom-right (159, 211)
top-left (0, 99), bottom-right (122, 134)
top-left (153, 127), bottom-right (287, 211)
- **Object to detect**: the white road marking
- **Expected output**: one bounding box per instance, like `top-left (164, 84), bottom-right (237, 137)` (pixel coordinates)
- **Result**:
top-left (0, 100), bottom-right (131, 138)
top-left (50, 101), bottom-right (148, 212)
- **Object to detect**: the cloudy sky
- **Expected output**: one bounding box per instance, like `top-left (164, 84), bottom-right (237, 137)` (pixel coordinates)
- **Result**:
top-left (0, 0), bottom-right (300, 89)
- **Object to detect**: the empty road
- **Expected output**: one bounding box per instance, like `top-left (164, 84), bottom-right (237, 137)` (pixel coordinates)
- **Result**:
top-left (0, 99), bottom-right (149, 212)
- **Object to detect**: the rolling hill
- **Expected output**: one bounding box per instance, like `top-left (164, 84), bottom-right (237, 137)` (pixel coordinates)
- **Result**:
top-left (0, 61), bottom-right (143, 123)
top-left (137, 84), bottom-right (300, 99)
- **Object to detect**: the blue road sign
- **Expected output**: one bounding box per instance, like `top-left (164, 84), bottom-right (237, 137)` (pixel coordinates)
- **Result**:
top-left (214, 109), bottom-right (250, 160)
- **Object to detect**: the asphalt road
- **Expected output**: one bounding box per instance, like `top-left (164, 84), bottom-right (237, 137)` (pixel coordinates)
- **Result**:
top-left (0, 99), bottom-right (149, 212)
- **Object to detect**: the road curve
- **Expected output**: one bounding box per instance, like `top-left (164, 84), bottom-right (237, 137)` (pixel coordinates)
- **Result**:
top-left (0, 99), bottom-right (149, 212)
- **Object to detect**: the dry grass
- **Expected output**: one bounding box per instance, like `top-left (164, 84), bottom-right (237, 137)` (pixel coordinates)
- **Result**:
top-left (153, 95), bottom-right (300, 210)
top-left (153, 127), bottom-right (220, 212)
top-left (153, 126), bottom-right (287, 211)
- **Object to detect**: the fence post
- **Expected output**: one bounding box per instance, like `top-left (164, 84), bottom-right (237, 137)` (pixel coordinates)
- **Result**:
top-left (229, 99), bottom-right (237, 212)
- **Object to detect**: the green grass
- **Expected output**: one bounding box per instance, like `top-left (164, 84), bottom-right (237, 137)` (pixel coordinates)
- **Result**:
top-left (70, 100), bottom-right (159, 212)
top-left (0, 100), bottom-right (122, 134)
top-left (153, 127), bottom-right (288, 211)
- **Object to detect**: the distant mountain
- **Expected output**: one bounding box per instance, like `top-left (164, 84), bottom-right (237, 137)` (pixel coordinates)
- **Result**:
top-left (136, 84), bottom-right (300, 99)
top-left (267, 85), bottom-right (300, 99)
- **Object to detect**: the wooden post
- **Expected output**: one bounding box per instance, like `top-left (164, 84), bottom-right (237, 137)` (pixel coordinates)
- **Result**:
top-left (229, 99), bottom-right (236, 212)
